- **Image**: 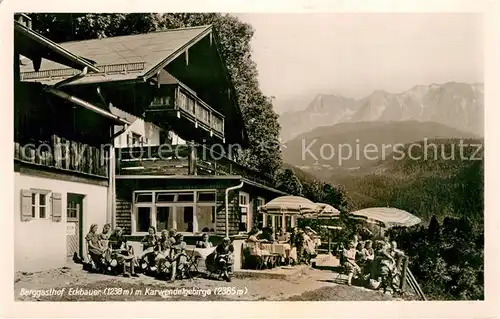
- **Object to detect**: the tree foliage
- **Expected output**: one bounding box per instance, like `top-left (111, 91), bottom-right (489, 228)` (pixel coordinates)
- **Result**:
top-left (29, 13), bottom-right (282, 176)
top-left (387, 216), bottom-right (484, 300)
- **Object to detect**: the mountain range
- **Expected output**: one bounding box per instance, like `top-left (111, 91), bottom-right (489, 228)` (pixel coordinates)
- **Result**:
top-left (282, 120), bottom-right (479, 176)
top-left (279, 82), bottom-right (484, 142)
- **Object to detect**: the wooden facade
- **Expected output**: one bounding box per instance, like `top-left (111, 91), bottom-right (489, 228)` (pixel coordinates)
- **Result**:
top-left (115, 176), bottom-right (283, 236)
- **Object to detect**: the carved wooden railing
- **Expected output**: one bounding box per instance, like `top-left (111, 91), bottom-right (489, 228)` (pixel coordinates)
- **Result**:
top-left (14, 135), bottom-right (109, 178)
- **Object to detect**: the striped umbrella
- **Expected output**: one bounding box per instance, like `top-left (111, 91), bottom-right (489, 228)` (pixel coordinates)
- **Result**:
top-left (299, 203), bottom-right (341, 219)
top-left (259, 196), bottom-right (318, 215)
top-left (349, 207), bottom-right (421, 228)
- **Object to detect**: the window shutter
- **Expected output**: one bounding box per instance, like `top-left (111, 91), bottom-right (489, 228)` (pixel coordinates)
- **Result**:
top-left (20, 189), bottom-right (32, 221)
top-left (52, 192), bottom-right (63, 222)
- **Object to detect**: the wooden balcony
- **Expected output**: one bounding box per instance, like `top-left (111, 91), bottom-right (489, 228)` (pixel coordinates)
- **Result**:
top-left (14, 135), bottom-right (110, 178)
top-left (145, 85), bottom-right (225, 143)
top-left (116, 144), bottom-right (274, 187)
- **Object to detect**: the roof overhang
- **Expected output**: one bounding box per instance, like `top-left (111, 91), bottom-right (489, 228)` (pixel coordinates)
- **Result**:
top-left (14, 20), bottom-right (100, 73)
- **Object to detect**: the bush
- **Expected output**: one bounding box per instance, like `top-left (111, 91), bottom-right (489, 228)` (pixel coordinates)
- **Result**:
top-left (387, 216), bottom-right (484, 300)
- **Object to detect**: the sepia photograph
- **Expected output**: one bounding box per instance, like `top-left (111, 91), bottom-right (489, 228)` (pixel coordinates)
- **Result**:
top-left (7, 7), bottom-right (494, 311)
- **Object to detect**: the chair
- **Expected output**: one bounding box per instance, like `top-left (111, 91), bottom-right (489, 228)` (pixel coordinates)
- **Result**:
top-left (334, 263), bottom-right (349, 284)
top-left (185, 249), bottom-right (202, 279)
top-left (334, 252), bottom-right (349, 284)
top-left (207, 253), bottom-right (233, 282)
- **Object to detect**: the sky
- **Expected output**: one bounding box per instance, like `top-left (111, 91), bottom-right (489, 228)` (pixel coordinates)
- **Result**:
top-left (233, 13), bottom-right (484, 114)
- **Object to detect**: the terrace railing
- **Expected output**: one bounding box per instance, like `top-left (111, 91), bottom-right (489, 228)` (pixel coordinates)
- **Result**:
top-left (116, 144), bottom-right (274, 187)
top-left (20, 62), bottom-right (146, 81)
top-left (14, 135), bottom-right (109, 178)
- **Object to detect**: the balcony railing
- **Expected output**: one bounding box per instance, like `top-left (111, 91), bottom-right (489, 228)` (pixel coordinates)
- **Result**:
top-left (116, 144), bottom-right (274, 187)
top-left (14, 135), bottom-right (109, 178)
top-left (148, 86), bottom-right (225, 139)
top-left (20, 62), bottom-right (146, 81)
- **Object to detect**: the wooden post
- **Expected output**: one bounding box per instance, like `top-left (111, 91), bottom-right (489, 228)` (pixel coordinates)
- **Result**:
top-left (400, 256), bottom-right (409, 291)
top-left (188, 142), bottom-right (197, 175)
top-left (115, 148), bottom-right (121, 176)
top-left (328, 232), bottom-right (332, 254)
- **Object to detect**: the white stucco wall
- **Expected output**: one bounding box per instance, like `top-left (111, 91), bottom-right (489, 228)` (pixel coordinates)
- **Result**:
top-left (14, 172), bottom-right (108, 272)
top-left (114, 120), bottom-right (162, 148)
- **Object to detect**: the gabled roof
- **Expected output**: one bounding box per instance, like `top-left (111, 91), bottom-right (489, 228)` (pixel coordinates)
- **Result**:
top-left (14, 20), bottom-right (100, 73)
top-left (20, 25), bottom-right (212, 84)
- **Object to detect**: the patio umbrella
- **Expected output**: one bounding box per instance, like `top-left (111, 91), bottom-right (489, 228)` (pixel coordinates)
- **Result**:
top-left (299, 203), bottom-right (341, 219)
top-left (348, 207), bottom-right (421, 228)
top-left (259, 195), bottom-right (318, 215)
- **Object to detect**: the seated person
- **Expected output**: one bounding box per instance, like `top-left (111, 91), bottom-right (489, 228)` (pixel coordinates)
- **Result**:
top-left (373, 241), bottom-right (397, 293)
top-left (362, 240), bottom-right (375, 261)
top-left (247, 228), bottom-right (263, 242)
top-left (213, 237), bottom-right (235, 280)
top-left (168, 233), bottom-right (188, 281)
top-left (342, 240), bottom-right (361, 286)
top-left (196, 233), bottom-right (213, 248)
top-left (355, 242), bottom-right (366, 265)
top-left (168, 229), bottom-right (177, 245)
top-left (258, 227), bottom-right (275, 242)
top-left (139, 226), bottom-right (158, 269)
top-left (108, 227), bottom-right (139, 277)
top-left (86, 224), bottom-right (105, 271)
top-left (155, 230), bottom-right (172, 271)
top-left (389, 241), bottom-right (404, 274)
top-left (99, 223), bottom-right (112, 250)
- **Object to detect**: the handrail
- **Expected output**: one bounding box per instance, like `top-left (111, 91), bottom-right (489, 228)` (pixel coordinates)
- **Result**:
top-left (400, 258), bottom-right (426, 301)
top-left (20, 62), bottom-right (146, 80)
top-left (116, 144), bottom-right (275, 187)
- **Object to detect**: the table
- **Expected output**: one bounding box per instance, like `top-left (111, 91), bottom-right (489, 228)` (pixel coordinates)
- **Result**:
top-left (260, 243), bottom-right (292, 259)
top-left (185, 246), bottom-right (216, 271)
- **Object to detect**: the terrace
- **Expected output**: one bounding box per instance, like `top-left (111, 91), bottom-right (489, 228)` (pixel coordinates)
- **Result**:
top-left (116, 144), bottom-right (274, 187)
top-left (145, 72), bottom-right (226, 144)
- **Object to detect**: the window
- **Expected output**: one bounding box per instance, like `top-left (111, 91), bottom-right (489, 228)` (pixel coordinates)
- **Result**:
top-left (135, 193), bottom-right (153, 203)
top-left (132, 190), bottom-right (216, 234)
top-left (198, 192), bottom-right (216, 202)
top-left (136, 207), bottom-right (151, 232)
top-left (177, 193), bottom-right (194, 202)
top-left (156, 193), bottom-right (175, 203)
top-left (239, 192), bottom-right (250, 232)
top-left (31, 191), bottom-right (49, 219)
top-left (267, 215), bottom-right (274, 229)
top-left (285, 216), bottom-right (292, 232)
top-left (156, 206), bottom-right (171, 232)
top-left (197, 192), bottom-right (216, 233)
top-left (67, 200), bottom-right (79, 219)
top-left (127, 133), bottom-right (142, 147)
top-left (257, 197), bottom-right (265, 227)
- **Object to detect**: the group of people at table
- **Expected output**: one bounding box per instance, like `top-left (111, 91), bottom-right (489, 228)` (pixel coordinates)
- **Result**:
top-left (243, 226), bottom-right (321, 268)
top-left (84, 224), bottom-right (234, 282)
top-left (340, 233), bottom-right (405, 293)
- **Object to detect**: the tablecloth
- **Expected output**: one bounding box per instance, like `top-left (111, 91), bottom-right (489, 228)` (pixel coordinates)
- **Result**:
top-left (185, 246), bottom-right (216, 271)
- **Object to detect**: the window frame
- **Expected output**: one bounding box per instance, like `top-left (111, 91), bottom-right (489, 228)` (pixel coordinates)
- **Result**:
top-left (131, 190), bottom-right (216, 235)
top-left (30, 189), bottom-right (51, 219)
top-left (238, 191), bottom-right (250, 232)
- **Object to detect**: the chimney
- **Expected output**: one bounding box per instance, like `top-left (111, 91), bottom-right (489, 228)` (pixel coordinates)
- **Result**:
top-left (14, 13), bottom-right (32, 29)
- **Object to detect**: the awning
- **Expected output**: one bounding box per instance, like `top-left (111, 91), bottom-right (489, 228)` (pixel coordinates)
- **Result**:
top-left (348, 207), bottom-right (422, 228)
